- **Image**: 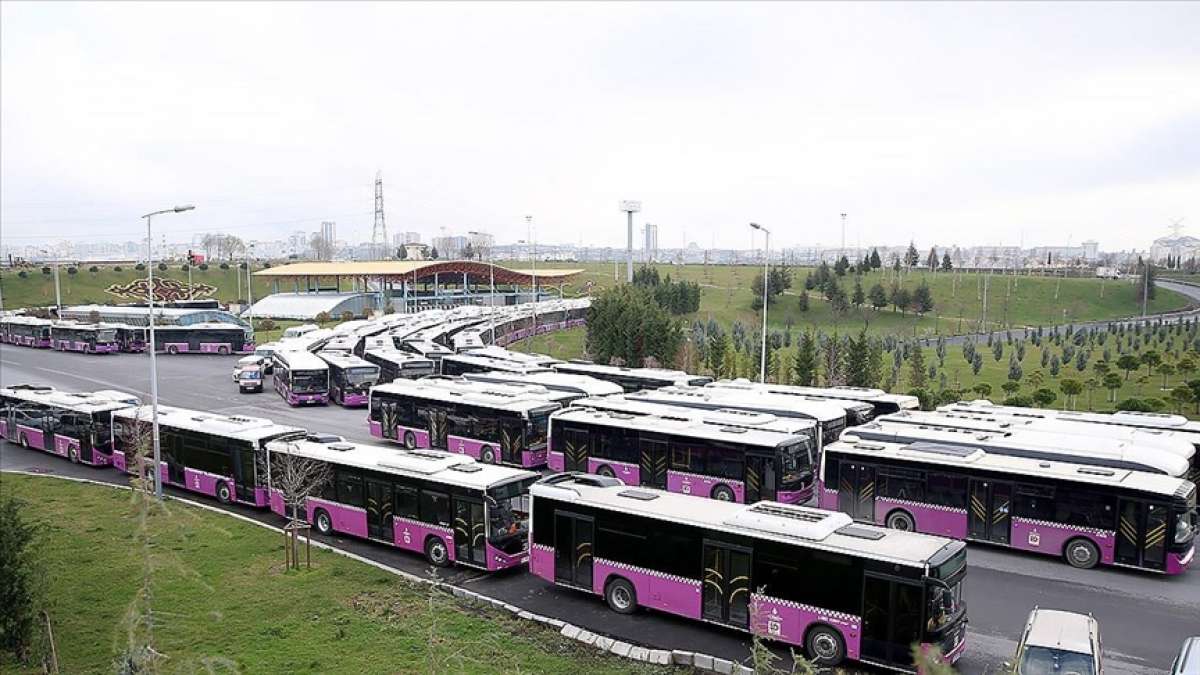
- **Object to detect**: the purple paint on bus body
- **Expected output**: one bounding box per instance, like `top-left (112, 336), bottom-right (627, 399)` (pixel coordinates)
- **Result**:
top-left (521, 445), bottom-right (548, 468)
top-left (0, 420), bottom-right (8, 441)
top-left (750, 594), bottom-right (862, 661)
top-left (1010, 517), bottom-right (1116, 565)
top-left (16, 425), bottom-right (46, 450)
top-left (340, 392), bottom-right (369, 407)
top-left (776, 488), bottom-right (811, 505)
top-left (392, 516), bottom-right (456, 562)
top-left (369, 421), bottom-right (431, 447)
top-left (546, 450), bottom-right (566, 472)
top-left (112, 450), bottom-right (128, 473)
top-left (448, 434), bottom-right (488, 461)
top-left (587, 458), bottom-right (640, 485)
top-left (94, 343), bottom-right (119, 353)
top-left (288, 392), bottom-right (329, 406)
top-left (875, 496), bottom-right (969, 540)
top-left (163, 342), bottom-right (190, 353)
top-left (53, 435), bottom-right (79, 461)
top-left (530, 543), bottom-right (555, 581)
top-left (237, 343), bottom-right (256, 355)
top-left (1167, 547), bottom-right (1194, 575)
top-left (199, 342), bottom-right (232, 354)
top-left (269, 490), bottom-right (286, 517)
top-left (816, 482), bottom-right (839, 511)
top-left (485, 542), bottom-right (528, 571)
top-left (592, 558), bottom-right (703, 620)
top-left (667, 470), bottom-right (745, 502)
top-left (307, 497), bottom-right (369, 538)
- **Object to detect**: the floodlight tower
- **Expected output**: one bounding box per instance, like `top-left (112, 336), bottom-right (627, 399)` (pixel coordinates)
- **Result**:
top-left (620, 200), bottom-right (641, 283)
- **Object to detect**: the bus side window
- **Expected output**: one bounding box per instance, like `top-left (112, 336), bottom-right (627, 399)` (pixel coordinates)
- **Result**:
top-left (395, 485), bottom-right (419, 519)
top-left (880, 468), bottom-right (925, 502)
top-left (706, 443), bottom-right (744, 480)
top-left (420, 490), bottom-right (451, 528)
top-left (1014, 484), bottom-right (1055, 520)
top-left (337, 472), bottom-right (364, 508)
top-left (1054, 487), bottom-right (1115, 529)
top-left (671, 442), bottom-right (696, 472)
top-left (926, 472), bottom-right (967, 509)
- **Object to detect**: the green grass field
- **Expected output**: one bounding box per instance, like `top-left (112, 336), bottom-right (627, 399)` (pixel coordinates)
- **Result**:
top-left (0, 264), bottom-right (278, 308)
top-left (1, 474), bottom-right (672, 675)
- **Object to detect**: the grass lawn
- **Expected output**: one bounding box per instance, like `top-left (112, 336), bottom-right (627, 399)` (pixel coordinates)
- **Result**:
top-left (1, 474), bottom-right (672, 675)
top-left (0, 264), bottom-right (280, 309)
top-left (515, 326), bottom-right (588, 361)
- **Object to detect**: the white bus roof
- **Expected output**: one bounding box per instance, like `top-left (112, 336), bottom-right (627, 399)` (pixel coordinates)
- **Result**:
top-left (400, 339), bottom-right (454, 355)
top-left (464, 371), bottom-right (623, 398)
top-left (2, 316), bottom-right (52, 326)
top-left (156, 321), bottom-right (245, 331)
top-left (569, 395), bottom-right (818, 435)
top-left (0, 386), bottom-right (138, 414)
top-left (281, 323), bottom-right (319, 337)
top-left (629, 386), bottom-right (848, 423)
top-left (550, 406), bottom-right (806, 448)
top-left (442, 352), bottom-right (555, 373)
top-left (940, 400), bottom-right (1200, 435)
top-left (470, 346), bottom-right (561, 366)
top-left (709, 379), bottom-right (919, 409)
top-left (533, 475), bottom-right (960, 568)
top-left (826, 438), bottom-right (1193, 498)
top-left (315, 351), bottom-right (377, 370)
top-left (273, 349), bottom-right (329, 371)
top-left (265, 438), bottom-right (537, 491)
top-left (552, 360), bottom-right (709, 384)
top-left (371, 379), bottom-right (562, 415)
top-left (113, 405), bottom-right (304, 443)
top-left (363, 348), bottom-right (435, 367)
top-left (421, 376), bottom-right (577, 405)
top-left (843, 418), bottom-right (1191, 477)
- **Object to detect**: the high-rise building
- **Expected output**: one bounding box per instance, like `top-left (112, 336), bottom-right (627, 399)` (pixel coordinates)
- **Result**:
top-left (401, 231), bottom-right (421, 245)
top-left (320, 221), bottom-right (336, 245)
top-left (644, 223), bottom-right (659, 262)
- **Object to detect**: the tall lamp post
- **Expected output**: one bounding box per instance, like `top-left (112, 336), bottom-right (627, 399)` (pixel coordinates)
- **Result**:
top-left (620, 201), bottom-right (640, 283)
top-left (519, 217), bottom-right (537, 353)
top-left (142, 204), bottom-right (195, 500)
top-left (39, 250), bottom-right (62, 316)
top-left (246, 242), bottom-right (256, 342)
top-left (469, 230), bottom-right (495, 337)
top-left (750, 222), bottom-right (770, 383)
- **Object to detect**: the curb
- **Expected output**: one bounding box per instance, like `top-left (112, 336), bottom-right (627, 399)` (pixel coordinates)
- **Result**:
top-left (2, 469), bottom-right (754, 674)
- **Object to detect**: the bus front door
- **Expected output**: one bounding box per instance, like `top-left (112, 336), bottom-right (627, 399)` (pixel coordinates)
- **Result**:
top-left (561, 428), bottom-right (590, 473)
top-left (365, 480), bottom-right (394, 541)
top-left (701, 541), bottom-right (751, 628)
top-left (454, 497), bottom-right (486, 566)
top-left (639, 439), bottom-right (668, 489)
top-left (1116, 499), bottom-right (1167, 571)
top-left (744, 454), bottom-right (776, 503)
top-left (837, 461), bottom-right (875, 521)
top-left (968, 479), bottom-right (1012, 544)
top-left (553, 511), bottom-right (593, 589)
top-left (862, 574), bottom-right (923, 666)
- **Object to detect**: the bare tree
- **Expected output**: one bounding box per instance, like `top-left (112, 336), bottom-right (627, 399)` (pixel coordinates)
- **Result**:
top-left (258, 443), bottom-right (332, 569)
top-left (116, 413), bottom-right (155, 495)
top-left (309, 233), bottom-right (334, 261)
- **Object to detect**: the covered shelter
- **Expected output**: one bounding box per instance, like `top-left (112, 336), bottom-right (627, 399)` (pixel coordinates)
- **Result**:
top-left (253, 260), bottom-right (582, 314)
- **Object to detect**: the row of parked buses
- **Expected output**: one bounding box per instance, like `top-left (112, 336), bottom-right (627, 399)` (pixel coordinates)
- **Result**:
top-left (0, 315), bottom-right (252, 355)
top-left (0, 382), bottom-right (968, 671)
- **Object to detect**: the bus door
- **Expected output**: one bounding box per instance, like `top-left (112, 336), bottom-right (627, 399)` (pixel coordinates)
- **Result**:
top-left (1115, 499), bottom-right (1167, 571)
top-left (561, 427), bottom-right (590, 473)
top-left (701, 540), bottom-right (751, 628)
top-left (744, 453), bottom-right (776, 503)
top-left (163, 436), bottom-right (185, 485)
top-left (639, 437), bottom-right (668, 489)
top-left (838, 461), bottom-right (875, 521)
top-left (454, 496), bottom-right (486, 566)
top-left (861, 574), bottom-right (923, 665)
top-left (365, 479), bottom-right (394, 541)
top-left (968, 479), bottom-right (1012, 544)
top-left (552, 511), bottom-right (593, 589)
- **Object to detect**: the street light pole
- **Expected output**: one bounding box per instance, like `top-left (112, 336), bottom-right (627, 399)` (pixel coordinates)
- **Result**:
top-left (469, 231), bottom-right (495, 338)
top-left (141, 204), bottom-right (195, 500)
top-left (750, 222), bottom-right (770, 383)
top-left (246, 243), bottom-right (256, 342)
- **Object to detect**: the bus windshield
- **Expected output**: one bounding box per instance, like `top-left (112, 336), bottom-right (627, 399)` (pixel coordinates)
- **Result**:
top-left (779, 439), bottom-right (815, 489)
top-left (345, 367), bottom-right (379, 387)
top-left (822, 418), bottom-right (846, 443)
top-left (1018, 647), bottom-right (1095, 675)
top-left (487, 479), bottom-right (533, 553)
top-left (292, 370), bottom-right (328, 393)
top-left (526, 410), bottom-right (552, 447)
top-left (96, 328), bottom-right (117, 343)
top-left (927, 548), bottom-right (966, 631)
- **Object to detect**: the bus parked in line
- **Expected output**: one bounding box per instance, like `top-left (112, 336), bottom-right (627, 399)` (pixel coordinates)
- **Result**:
top-left (626, 386), bottom-right (850, 447)
top-left (439, 352), bottom-right (554, 377)
top-left (0, 385), bottom-right (138, 466)
top-left (368, 379), bottom-right (560, 468)
top-left (362, 348), bottom-right (437, 383)
top-left (819, 438), bottom-right (1197, 574)
top-left (316, 351), bottom-right (380, 407)
top-left (50, 321), bottom-right (119, 354)
top-left (1, 315), bottom-right (52, 348)
top-left (398, 339), bottom-right (454, 369)
top-left (281, 323), bottom-right (320, 339)
top-left (273, 349), bottom-right (330, 406)
top-left (548, 405), bottom-right (817, 503)
top-left (530, 473), bottom-right (967, 670)
top-left (265, 438), bottom-right (538, 571)
top-left (105, 323), bottom-right (148, 352)
top-left (708, 379), bottom-right (918, 420)
top-left (550, 360), bottom-right (712, 393)
top-left (110, 405), bottom-right (304, 505)
top-left (463, 370), bottom-right (623, 400)
top-left (151, 323), bottom-right (254, 355)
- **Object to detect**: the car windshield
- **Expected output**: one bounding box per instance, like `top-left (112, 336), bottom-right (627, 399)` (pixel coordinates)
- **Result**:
top-left (292, 370), bottom-right (327, 393)
top-left (926, 577), bottom-right (964, 632)
top-left (345, 366), bottom-right (379, 387)
top-left (242, 370), bottom-right (262, 380)
top-left (779, 437), bottom-right (815, 488)
top-left (1018, 646), bottom-right (1096, 675)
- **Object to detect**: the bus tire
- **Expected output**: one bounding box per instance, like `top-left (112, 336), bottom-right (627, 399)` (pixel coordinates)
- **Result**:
top-left (711, 484), bottom-right (735, 502)
top-left (69, 447), bottom-right (79, 464)
top-left (885, 509), bottom-right (916, 532)
top-left (1064, 537), bottom-right (1100, 569)
top-left (218, 346), bottom-right (230, 355)
top-left (604, 577), bottom-right (637, 615)
top-left (167, 345), bottom-right (179, 355)
top-left (805, 624), bottom-right (846, 666)
top-left (20, 434), bottom-right (29, 448)
top-left (425, 536), bottom-right (450, 567)
top-left (596, 465), bottom-right (616, 478)
top-left (481, 446), bottom-right (497, 464)
top-left (403, 431), bottom-right (417, 449)
top-left (216, 481), bottom-right (233, 504)
top-left (313, 509), bottom-right (333, 535)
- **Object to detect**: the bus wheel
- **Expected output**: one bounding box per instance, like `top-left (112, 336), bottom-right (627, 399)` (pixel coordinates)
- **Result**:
top-left (403, 431), bottom-right (416, 449)
top-left (167, 345), bottom-right (179, 355)
top-left (216, 482), bottom-right (233, 504)
top-left (885, 510), bottom-right (915, 531)
top-left (596, 465), bottom-right (616, 478)
top-left (605, 578), bottom-right (637, 615)
top-left (805, 625), bottom-right (845, 666)
top-left (425, 536), bottom-right (450, 567)
top-left (314, 509), bottom-right (333, 535)
top-left (20, 434), bottom-right (29, 448)
top-left (218, 346), bottom-right (230, 355)
top-left (481, 446), bottom-right (497, 464)
top-left (711, 484), bottom-right (735, 502)
top-left (1064, 537), bottom-right (1100, 569)
top-left (69, 447), bottom-right (79, 464)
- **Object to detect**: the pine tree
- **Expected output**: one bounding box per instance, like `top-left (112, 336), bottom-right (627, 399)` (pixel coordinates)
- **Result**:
top-left (797, 290), bottom-right (810, 312)
top-left (852, 278), bottom-right (865, 308)
top-left (926, 247), bottom-right (938, 270)
top-left (904, 241), bottom-right (920, 268)
top-left (908, 343), bottom-right (927, 389)
top-left (912, 280), bottom-right (935, 314)
top-left (941, 252), bottom-right (952, 271)
top-left (869, 248), bottom-right (882, 269)
top-left (793, 331), bottom-right (818, 385)
top-left (868, 282), bottom-right (888, 310)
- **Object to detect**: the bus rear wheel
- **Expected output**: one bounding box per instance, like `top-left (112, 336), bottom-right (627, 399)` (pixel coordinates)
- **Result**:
top-left (1064, 537), bottom-right (1100, 569)
top-left (885, 510), bottom-right (915, 531)
top-left (596, 465), bottom-right (616, 478)
top-left (218, 346), bottom-right (230, 355)
top-left (403, 431), bottom-right (416, 449)
top-left (805, 625), bottom-right (845, 666)
top-left (20, 434), bottom-right (29, 448)
top-left (313, 509), bottom-right (333, 535)
top-left (605, 578), bottom-right (637, 615)
top-left (216, 482), bottom-right (233, 504)
top-left (425, 536), bottom-right (450, 567)
top-left (481, 446), bottom-right (497, 464)
top-left (711, 484), bottom-right (735, 502)
top-left (167, 346), bottom-right (179, 355)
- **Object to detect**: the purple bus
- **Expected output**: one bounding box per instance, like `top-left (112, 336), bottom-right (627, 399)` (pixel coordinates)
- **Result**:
top-left (548, 402), bottom-right (817, 504)
top-left (110, 404), bottom-right (305, 506)
top-left (272, 350), bottom-right (330, 406)
top-left (49, 322), bottom-right (119, 353)
top-left (819, 438), bottom-right (1197, 574)
top-left (152, 323), bottom-right (254, 355)
top-left (368, 378), bottom-right (560, 468)
top-left (531, 474), bottom-right (967, 671)
top-left (265, 438), bottom-right (538, 571)
top-left (1, 384), bottom-right (139, 467)
top-left (315, 351), bottom-right (379, 407)
top-left (107, 324), bottom-right (148, 352)
top-left (1, 315), bottom-right (53, 348)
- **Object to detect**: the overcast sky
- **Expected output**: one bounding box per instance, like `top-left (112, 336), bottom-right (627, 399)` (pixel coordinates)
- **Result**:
top-left (2, 2), bottom-right (1197, 252)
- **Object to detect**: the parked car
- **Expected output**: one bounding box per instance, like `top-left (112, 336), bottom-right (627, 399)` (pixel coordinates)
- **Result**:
top-left (1173, 637), bottom-right (1200, 675)
top-left (237, 364), bottom-right (264, 393)
top-left (1011, 607), bottom-right (1103, 675)
top-left (232, 354), bottom-right (268, 381)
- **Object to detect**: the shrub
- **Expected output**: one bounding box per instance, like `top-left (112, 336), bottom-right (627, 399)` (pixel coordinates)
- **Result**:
top-left (17, 270), bottom-right (28, 278)
top-left (0, 496), bottom-right (43, 663)
top-left (66, 267), bottom-right (78, 275)
top-left (263, 262), bottom-right (272, 268)
top-left (1003, 395), bottom-right (1034, 406)
top-left (157, 263), bottom-right (166, 271)
top-left (113, 266), bottom-right (122, 272)
top-left (1115, 397), bottom-right (1154, 412)
top-left (239, 262), bottom-right (247, 270)
top-left (219, 262), bottom-right (230, 270)
top-left (88, 265), bottom-right (99, 273)
top-left (135, 263), bottom-right (146, 271)
top-left (41, 267), bottom-right (51, 275)
top-left (181, 264), bottom-right (189, 271)
top-left (198, 263), bottom-right (208, 270)
top-left (257, 318), bottom-right (277, 332)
